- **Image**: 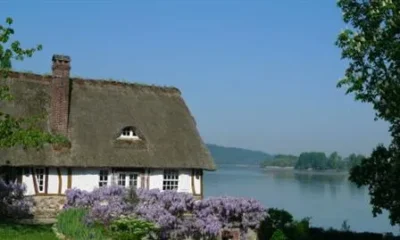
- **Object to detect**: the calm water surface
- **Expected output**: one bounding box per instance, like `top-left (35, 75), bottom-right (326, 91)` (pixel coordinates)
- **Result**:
top-left (204, 165), bottom-right (399, 234)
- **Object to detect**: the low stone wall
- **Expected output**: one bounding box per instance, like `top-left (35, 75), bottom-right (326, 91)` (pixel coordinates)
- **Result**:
top-left (29, 195), bottom-right (66, 219)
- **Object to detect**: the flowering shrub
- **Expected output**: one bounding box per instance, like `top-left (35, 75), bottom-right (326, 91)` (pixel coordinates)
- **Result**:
top-left (65, 186), bottom-right (135, 225)
top-left (134, 189), bottom-right (199, 239)
top-left (0, 180), bottom-right (32, 219)
top-left (65, 186), bottom-right (267, 240)
top-left (193, 196), bottom-right (267, 240)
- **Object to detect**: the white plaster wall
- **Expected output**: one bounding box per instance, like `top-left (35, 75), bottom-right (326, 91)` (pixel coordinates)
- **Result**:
top-left (71, 168), bottom-right (112, 191)
top-left (194, 170), bottom-right (202, 195)
top-left (60, 168), bottom-right (68, 194)
top-left (148, 169), bottom-right (163, 190)
top-left (47, 168), bottom-right (59, 194)
top-left (148, 169), bottom-right (193, 193)
top-left (22, 168), bottom-right (67, 195)
top-left (22, 168), bottom-right (199, 196)
top-left (178, 169), bottom-right (192, 193)
top-left (22, 169), bottom-right (35, 195)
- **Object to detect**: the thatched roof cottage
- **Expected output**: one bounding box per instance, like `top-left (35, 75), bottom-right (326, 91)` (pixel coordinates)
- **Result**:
top-left (0, 54), bottom-right (215, 201)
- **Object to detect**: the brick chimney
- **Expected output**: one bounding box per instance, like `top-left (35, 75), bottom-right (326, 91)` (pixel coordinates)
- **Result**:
top-left (50, 54), bottom-right (71, 137)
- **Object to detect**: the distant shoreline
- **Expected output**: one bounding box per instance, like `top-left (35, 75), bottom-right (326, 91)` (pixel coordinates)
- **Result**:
top-left (262, 166), bottom-right (349, 175)
top-left (216, 164), bottom-right (349, 175)
top-left (263, 166), bottom-right (295, 170)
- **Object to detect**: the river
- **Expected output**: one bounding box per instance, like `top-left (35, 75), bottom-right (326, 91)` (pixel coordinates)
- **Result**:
top-left (204, 164), bottom-right (400, 235)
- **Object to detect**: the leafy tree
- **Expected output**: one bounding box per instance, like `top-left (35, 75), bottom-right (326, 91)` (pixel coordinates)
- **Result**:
top-left (345, 153), bottom-right (365, 169)
top-left (327, 151), bottom-right (342, 169)
top-left (336, 0), bottom-right (400, 225)
top-left (257, 208), bottom-right (310, 240)
top-left (295, 152), bottom-right (328, 170)
top-left (0, 17), bottom-right (66, 150)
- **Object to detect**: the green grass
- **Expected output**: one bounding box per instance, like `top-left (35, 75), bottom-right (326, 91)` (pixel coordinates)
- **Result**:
top-left (57, 208), bottom-right (107, 240)
top-left (0, 222), bottom-right (56, 240)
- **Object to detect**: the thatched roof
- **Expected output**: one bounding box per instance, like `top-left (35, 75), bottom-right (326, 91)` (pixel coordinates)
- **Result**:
top-left (0, 71), bottom-right (216, 170)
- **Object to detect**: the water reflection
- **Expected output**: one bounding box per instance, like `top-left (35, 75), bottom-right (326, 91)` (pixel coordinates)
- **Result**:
top-left (205, 166), bottom-right (394, 234)
top-left (265, 169), bottom-right (357, 198)
top-left (348, 181), bottom-right (366, 198)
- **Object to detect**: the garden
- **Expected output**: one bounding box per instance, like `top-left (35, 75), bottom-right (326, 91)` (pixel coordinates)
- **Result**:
top-left (0, 180), bottom-right (266, 240)
top-left (2, 180), bottom-right (400, 240)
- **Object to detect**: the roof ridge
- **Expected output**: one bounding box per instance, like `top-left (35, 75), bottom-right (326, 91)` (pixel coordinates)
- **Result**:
top-left (6, 70), bottom-right (181, 95)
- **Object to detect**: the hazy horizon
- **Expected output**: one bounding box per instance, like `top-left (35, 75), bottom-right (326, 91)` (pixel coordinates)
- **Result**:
top-left (2, 0), bottom-right (391, 157)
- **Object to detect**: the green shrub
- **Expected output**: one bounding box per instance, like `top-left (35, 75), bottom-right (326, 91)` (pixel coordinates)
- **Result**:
top-left (57, 208), bottom-right (107, 240)
top-left (285, 218), bottom-right (310, 240)
top-left (268, 208), bottom-right (294, 229)
top-left (271, 229), bottom-right (287, 240)
top-left (108, 217), bottom-right (159, 240)
top-left (257, 208), bottom-right (310, 240)
top-left (257, 208), bottom-right (400, 240)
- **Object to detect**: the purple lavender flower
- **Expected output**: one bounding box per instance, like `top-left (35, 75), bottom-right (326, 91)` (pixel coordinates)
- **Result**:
top-left (0, 180), bottom-right (32, 218)
top-left (64, 186), bottom-right (267, 239)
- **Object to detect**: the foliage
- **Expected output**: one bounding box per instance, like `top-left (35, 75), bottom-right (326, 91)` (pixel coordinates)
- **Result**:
top-left (341, 220), bottom-right (351, 232)
top-left (257, 208), bottom-right (399, 240)
top-left (65, 185), bottom-right (135, 225)
top-left (261, 155), bottom-right (298, 168)
top-left (296, 152), bottom-right (328, 170)
top-left (307, 227), bottom-right (400, 240)
top-left (270, 229), bottom-right (287, 240)
top-left (257, 208), bottom-right (310, 240)
top-left (0, 222), bottom-right (55, 240)
top-left (193, 196), bottom-right (267, 240)
top-left (326, 152), bottom-right (343, 170)
top-left (261, 152), bottom-right (364, 171)
top-left (134, 188), bottom-right (197, 239)
top-left (0, 180), bottom-right (32, 219)
top-left (336, 0), bottom-right (400, 225)
top-left (0, 17), bottom-right (67, 149)
top-left (57, 208), bottom-right (107, 240)
top-left (265, 208), bottom-right (294, 230)
top-left (64, 186), bottom-right (267, 240)
top-left (345, 154), bottom-right (365, 170)
top-left (108, 217), bottom-right (159, 240)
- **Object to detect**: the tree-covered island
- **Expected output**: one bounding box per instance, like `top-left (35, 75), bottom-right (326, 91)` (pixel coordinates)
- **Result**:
top-left (260, 152), bottom-right (365, 171)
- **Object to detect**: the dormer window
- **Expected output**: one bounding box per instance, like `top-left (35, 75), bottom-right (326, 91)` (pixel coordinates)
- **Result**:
top-left (118, 127), bottom-right (140, 140)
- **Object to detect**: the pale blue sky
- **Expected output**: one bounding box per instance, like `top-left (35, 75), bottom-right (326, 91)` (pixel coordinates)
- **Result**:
top-left (2, 0), bottom-right (390, 156)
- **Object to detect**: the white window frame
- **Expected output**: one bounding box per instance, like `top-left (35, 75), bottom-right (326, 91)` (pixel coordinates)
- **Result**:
top-left (34, 168), bottom-right (45, 193)
top-left (116, 171), bottom-right (140, 189)
top-left (118, 127), bottom-right (140, 140)
top-left (99, 170), bottom-right (109, 187)
top-left (128, 173), bottom-right (139, 188)
top-left (163, 170), bottom-right (179, 191)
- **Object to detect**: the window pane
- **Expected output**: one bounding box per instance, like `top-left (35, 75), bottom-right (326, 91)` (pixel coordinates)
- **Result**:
top-left (118, 174), bottom-right (126, 186)
top-left (99, 170), bottom-right (108, 187)
top-left (129, 174), bottom-right (137, 187)
top-left (163, 170), bottom-right (178, 191)
top-left (34, 168), bottom-right (45, 193)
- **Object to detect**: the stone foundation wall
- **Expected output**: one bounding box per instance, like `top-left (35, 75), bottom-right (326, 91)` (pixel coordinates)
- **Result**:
top-left (29, 195), bottom-right (66, 219)
top-left (182, 229), bottom-right (258, 240)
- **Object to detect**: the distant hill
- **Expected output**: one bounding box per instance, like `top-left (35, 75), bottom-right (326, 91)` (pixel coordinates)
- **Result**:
top-left (206, 143), bottom-right (273, 166)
